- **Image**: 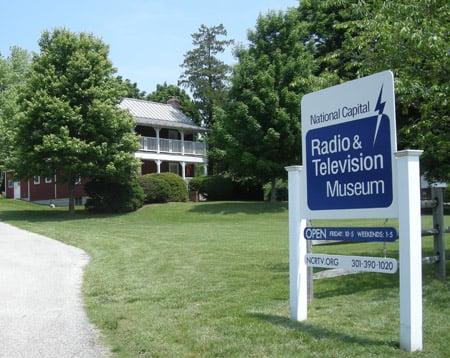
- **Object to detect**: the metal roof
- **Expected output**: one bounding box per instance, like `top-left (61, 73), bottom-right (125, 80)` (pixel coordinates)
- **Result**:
top-left (119, 98), bottom-right (205, 132)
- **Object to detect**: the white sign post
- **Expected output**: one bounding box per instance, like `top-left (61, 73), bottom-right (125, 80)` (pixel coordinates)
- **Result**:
top-left (286, 70), bottom-right (423, 352)
top-left (286, 165), bottom-right (307, 321)
top-left (396, 150), bottom-right (423, 351)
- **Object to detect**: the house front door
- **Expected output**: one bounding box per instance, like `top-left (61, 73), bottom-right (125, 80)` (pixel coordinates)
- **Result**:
top-left (13, 181), bottom-right (21, 199)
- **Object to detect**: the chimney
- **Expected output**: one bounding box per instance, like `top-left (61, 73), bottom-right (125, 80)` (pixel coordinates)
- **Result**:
top-left (167, 96), bottom-right (181, 110)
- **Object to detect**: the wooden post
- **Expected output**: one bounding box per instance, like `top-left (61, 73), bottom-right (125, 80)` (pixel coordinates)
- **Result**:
top-left (431, 187), bottom-right (446, 279)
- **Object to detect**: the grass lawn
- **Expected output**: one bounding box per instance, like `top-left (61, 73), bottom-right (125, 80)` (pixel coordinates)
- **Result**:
top-left (0, 199), bottom-right (449, 357)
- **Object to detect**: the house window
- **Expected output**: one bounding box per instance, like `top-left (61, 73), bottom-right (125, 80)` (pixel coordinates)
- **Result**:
top-left (7, 179), bottom-right (13, 188)
top-left (45, 176), bottom-right (52, 183)
top-left (33, 176), bottom-right (40, 184)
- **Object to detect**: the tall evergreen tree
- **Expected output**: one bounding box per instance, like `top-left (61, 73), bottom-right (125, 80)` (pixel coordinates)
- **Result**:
top-left (12, 29), bottom-right (140, 213)
top-left (179, 24), bottom-right (233, 128)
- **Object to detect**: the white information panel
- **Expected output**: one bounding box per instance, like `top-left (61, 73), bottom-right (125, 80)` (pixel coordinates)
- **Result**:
top-left (305, 253), bottom-right (398, 274)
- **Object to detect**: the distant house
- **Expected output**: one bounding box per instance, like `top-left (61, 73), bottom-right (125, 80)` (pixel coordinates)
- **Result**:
top-left (120, 97), bottom-right (208, 178)
top-left (3, 97), bottom-right (207, 205)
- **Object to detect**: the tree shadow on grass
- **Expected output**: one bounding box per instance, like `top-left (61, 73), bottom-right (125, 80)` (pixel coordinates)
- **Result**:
top-left (0, 208), bottom-right (123, 224)
top-left (188, 201), bottom-right (287, 215)
top-left (250, 313), bottom-right (398, 348)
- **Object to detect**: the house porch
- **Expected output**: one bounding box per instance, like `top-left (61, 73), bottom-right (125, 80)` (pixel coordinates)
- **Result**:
top-left (140, 160), bottom-right (207, 179)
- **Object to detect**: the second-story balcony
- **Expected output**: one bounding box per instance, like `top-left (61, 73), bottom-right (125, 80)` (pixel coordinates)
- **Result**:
top-left (139, 136), bottom-right (207, 156)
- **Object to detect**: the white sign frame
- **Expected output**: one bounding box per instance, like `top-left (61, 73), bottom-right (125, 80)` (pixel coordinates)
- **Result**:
top-left (286, 70), bottom-right (424, 352)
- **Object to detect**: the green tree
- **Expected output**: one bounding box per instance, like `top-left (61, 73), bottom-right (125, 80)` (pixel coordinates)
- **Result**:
top-left (179, 24), bottom-right (233, 128)
top-left (12, 29), bottom-right (141, 213)
top-left (297, 0), bottom-right (449, 181)
top-left (212, 10), bottom-right (325, 201)
top-left (297, 0), bottom-right (375, 80)
top-left (116, 75), bottom-right (146, 99)
top-left (146, 82), bottom-right (200, 124)
top-left (343, 0), bottom-right (450, 181)
top-left (0, 47), bottom-right (31, 173)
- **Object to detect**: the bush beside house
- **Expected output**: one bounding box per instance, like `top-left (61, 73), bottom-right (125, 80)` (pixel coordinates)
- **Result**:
top-left (85, 177), bottom-right (144, 213)
top-left (138, 175), bottom-right (171, 203)
top-left (189, 176), bottom-right (234, 200)
top-left (139, 173), bottom-right (188, 204)
top-left (152, 173), bottom-right (188, 202)
top-left (189, 176), bottom-right (263, 201)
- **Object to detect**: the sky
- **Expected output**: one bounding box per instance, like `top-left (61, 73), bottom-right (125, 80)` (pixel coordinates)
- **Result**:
top-left (0, 0), bottom-right (298, 94)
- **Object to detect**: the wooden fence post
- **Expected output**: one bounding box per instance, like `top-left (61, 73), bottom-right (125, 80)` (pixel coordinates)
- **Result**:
top-left (431, 187), bottom-right (446, 279)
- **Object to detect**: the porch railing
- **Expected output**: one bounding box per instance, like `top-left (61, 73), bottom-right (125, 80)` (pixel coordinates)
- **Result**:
top-left (139, 136), bottom-right (206, 156)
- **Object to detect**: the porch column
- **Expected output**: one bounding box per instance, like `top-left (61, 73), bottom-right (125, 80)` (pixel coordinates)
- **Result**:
top-left (203, 164), bottom-right (208, 176)
top-left (155, 160), bottom-right (161, 174)
top-left (181, 130), bottom-right (185, 155)
top-left (181, 162), bottom-right (186, 179)
top-left (156, 128), bottom-right (160, 153)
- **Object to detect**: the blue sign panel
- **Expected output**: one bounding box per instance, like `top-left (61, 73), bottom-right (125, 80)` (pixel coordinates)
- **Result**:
top-left (305, 110), bottom-right (393, 210)
top-left (304, 227), bottom-right (398, 242)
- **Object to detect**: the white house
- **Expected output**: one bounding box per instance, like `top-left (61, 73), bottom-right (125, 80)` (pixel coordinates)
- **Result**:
top-left (119, 97), bottom-right (208, 179)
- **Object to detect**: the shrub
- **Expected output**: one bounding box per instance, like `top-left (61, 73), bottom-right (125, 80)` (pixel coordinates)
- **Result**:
top-left (85, 177), bottom-right (144, 213)
top-left (234, 178), bottom-right (264, 201)
top-left (188, 176), bottom-right (204, 193)
top-left (189, 175), bottom-right (263, 201)
top-left (152, 173), bottom-right (188, 202)
top-left (194, 176), bottom-right (234, 200)
top-left (264, 179), bottom-right (288, 201)
top-left (138, 174), bottom-right (171, 203)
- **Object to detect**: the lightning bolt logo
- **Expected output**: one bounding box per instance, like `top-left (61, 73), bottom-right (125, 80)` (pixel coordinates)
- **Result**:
top-left (373, 86), bottom-right (386, 146)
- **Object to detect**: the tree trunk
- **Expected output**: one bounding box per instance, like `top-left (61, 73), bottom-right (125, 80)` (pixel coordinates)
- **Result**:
top-left (68, 177), bottom-right (76, 214)
top-left (270, 178), bottom-right (277, 203)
